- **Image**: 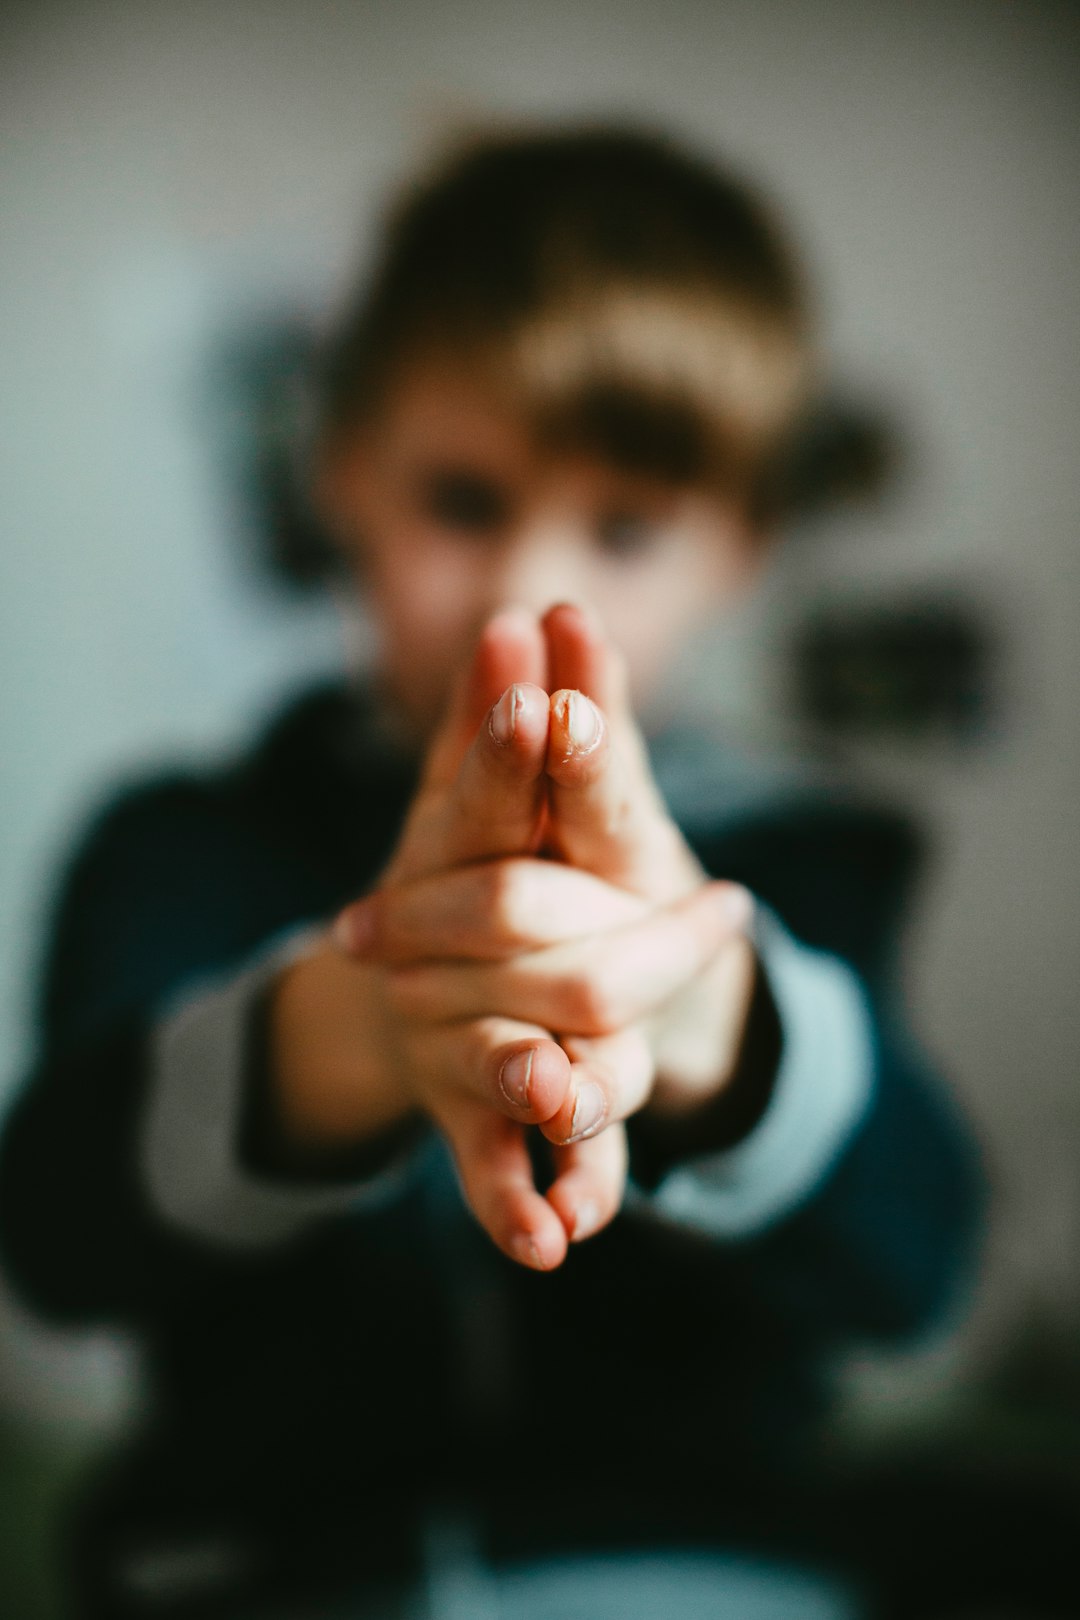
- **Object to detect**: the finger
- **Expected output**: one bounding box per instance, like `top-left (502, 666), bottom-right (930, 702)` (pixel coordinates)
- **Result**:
top-left (423, 608), bottom-right (546, 791)
top-left (542, 601), bottom-right (629, 721)
top-left (545, 1120), bottom-right (629, 1242)
top-left (546, 686), bottom-right (698, 899)
top-left (388, 680), bottom-right (551, 882)
top-left (540, 1027), bottom-right (655, 1147)
top-left (437, 1098), bottom-right (569, 1270)
top-left (544, 602), bottom-right (696, 900)
top-left (543, 601), bottom-right (648, 783)
top-left (413, 1017), bottom-right (574, 1125)
top-left (388, 882), bottom-right (753, 1035)
top-left (334, 859), bottom-right (647, 963)
top-left (542, 604), bottom-right (692, 898)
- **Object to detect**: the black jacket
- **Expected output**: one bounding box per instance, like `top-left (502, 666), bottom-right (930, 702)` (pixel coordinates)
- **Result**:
top-left (0, 685), bottom-right (983, 1609)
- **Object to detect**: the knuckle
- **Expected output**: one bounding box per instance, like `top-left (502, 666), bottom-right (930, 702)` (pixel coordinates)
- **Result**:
top-left (383, 966), bottom-right (434, 1022)
top-left (482, 860), bottom-right (532, 944)
top-left (562, 970), bottom-right (622, 1036)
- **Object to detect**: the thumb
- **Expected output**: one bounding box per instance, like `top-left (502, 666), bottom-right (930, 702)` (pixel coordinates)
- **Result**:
top-left (386, 611), bottom-right (552, 884)
top-left (541, 605), bottom-right (699, 902)
top-left (545, 688), bottom-right (698, 900)
top-left (422, 608), bottom-right (546, 791)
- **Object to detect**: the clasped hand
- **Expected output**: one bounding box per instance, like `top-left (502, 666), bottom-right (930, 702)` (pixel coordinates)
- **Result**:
top-left (273, 605), bottom-right (755, 1270)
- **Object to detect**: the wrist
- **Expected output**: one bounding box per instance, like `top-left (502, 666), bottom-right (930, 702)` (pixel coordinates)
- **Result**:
top-left (648, 935), bottom-right (757, 1116)
top-left (630, 946), bottom-right (782, 1189)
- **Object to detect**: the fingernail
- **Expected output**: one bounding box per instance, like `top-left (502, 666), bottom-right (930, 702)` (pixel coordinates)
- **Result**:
top-left (513, 1234), bottom-right (546, 1270)
top-left (564, 691), bottom-right (601, 752)
top-left (499, 1047), bottom-right (534, 1109)
top-left (489, 685), bottom-right (521, 745)
top-left (332, 900), bottom-right (375, 955)
top-left (572, 1200), bottom-right (601, 1242)
top-left (569, 1080), bottom-right (607, 1141)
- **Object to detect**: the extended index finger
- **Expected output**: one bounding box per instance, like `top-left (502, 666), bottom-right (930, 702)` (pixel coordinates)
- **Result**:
top-left (388, 679), bottom-right (551, 883)
top-left (545, 687), bottom-right (699, 900)
top-left (543, 602), bottom-right (627, 717)
top-left (423, 608), bottom-right (547, 790)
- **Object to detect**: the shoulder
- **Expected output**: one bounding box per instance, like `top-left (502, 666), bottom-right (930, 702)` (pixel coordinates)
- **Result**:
top-left (39, 683), bottom-right (410, 1045)
top-left (59, 680), bottom-right (406, 873)
top-left (52, 684), bottom-right (359, 899)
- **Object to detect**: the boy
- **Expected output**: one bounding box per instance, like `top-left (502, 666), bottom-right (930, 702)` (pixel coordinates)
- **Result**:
top-left (0, 125), bottom-right (980, 1615)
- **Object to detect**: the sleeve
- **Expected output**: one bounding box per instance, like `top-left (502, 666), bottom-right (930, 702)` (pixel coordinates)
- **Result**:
top-left (626, 802), bottom-right (986, 1347)
top-left (143, 932), bottom-right (421, 1251)
top-left (0, 781), bottom-right (424, 1327)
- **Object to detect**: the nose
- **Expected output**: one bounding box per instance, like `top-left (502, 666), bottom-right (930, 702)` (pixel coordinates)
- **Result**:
top-left (484, 525), bottom-right (593, 624)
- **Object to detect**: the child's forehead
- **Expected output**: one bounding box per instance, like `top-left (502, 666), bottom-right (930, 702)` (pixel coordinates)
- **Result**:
top-left (375, 360), bottom-right (525, 456)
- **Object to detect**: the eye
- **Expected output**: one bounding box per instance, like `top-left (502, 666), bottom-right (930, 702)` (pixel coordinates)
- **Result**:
top-left (595, 510), bottom-right (662, 559)
top-left (419, 468), bottom-right (510, 536)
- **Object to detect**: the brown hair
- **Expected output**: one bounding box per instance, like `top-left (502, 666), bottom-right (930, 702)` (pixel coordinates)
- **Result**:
top-left (318, 122), bottom-right (817, 524)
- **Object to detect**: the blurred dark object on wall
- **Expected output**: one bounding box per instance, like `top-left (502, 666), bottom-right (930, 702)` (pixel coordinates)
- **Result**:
top-left (206, 317), bottom-right (341, 592)
top-left (791, 593), bottom-right (998, 741)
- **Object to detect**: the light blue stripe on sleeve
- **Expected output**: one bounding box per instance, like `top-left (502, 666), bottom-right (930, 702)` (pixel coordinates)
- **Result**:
top-left (142, 928), bottom-right (420, 1250)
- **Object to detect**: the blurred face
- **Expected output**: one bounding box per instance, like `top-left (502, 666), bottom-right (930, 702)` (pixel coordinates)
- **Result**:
top-left (318, 363), bottom-right (763, 741)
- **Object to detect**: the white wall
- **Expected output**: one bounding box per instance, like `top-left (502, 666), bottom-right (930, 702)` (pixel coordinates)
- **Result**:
top-left (2, 0), bottom-right (1078, 1418)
